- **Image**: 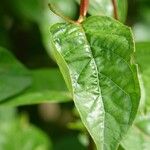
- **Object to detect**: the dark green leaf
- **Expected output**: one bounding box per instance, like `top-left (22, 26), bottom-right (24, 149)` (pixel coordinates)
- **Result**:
top-left (50, 16), bottom-right (140, 149)
top-left (0, 69), bottom-right (71, 106)
top-left (0, 47), bottom-right (31, 102)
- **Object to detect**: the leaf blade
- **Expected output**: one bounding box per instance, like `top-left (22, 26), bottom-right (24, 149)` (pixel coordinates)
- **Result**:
top-left (0, 107), bottom-right (52, 150)
top-left (50, 16), bottom-right (140, 150)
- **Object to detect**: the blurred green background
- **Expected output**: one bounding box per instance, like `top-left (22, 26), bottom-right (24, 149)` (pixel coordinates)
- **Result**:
top-left (0, 0), bottom-right (150, 149)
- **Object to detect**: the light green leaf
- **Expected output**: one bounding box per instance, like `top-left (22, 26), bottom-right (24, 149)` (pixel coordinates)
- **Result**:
top-left (50, 16), bottom-right (140, 149)
top-left (136, 42), bottom-right (150, 112)
top-left (0, 110), bottom-right (52, 150)
top-left (0, 107), bottom-right (17, 122)
top-left (0, 47), bottom-right (31, 102)
top-left (76, 0), bottom-right (127, 22)
top-left (121, 114), bottom-right (150, 150)
top-left (0, 69), bottom-right (71, 106)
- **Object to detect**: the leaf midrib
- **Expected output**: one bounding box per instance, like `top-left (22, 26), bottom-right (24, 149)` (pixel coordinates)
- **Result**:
top-left (80, 23), bottom-right (105, 149)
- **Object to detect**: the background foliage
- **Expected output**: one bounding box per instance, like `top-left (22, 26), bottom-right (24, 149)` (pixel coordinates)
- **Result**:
top-left (0, 0), bottom-right (150, 149)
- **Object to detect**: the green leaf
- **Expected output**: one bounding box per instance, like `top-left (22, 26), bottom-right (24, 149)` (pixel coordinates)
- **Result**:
top-left (50, 16), bottom-right (140, 150)
top-left (0, 110), bottom-right (52, 150)
top-left (0, 47), bottom-right (31, 102)
top-left (136, 42), bottom-right (150, 112)
top-left (76, 0), bottom-right (127, 22)
top-left (0, 69), bottom-right (71, 106)
top-left (121, 114), bottom-right (150, 150)
top-left (0, 107), bottom-right (17, 122)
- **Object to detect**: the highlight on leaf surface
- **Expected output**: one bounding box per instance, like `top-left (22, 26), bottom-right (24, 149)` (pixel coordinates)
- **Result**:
top-left (49, 14), bottom-right (140, 150)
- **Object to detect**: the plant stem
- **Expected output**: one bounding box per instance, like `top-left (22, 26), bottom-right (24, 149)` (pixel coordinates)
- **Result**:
top-left (112, 0), bottom-right (118, 20)
top-left (77, 0), bottom-right (89, 23)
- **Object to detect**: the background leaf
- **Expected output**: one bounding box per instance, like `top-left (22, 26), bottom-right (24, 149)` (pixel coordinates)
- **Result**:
top-left (0, 107), bottom-right (52, 150)
top-left (0, 69), bottom-right (71, 106)
top-left (121, 114), bottom-right (150, 150)
top-left (136, 42), bottom-right (150, 112)
top-left (0, 47), bottom-right (31, 102)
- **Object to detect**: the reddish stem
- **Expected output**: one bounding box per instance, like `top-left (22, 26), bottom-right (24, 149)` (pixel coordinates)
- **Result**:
top-left (80, 0), bottom-right (89, 17)
top-left (77, 0), bottom-right (89, 23)
top-left (112, 0), bottom-right (118, 20)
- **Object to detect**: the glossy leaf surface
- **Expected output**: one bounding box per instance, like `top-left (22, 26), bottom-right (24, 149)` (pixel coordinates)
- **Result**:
top-left (0, 69), bottom-right (71, 106)
top-left (50, 16), bottom-right (140, 149)
top-left (0, 47), bottom-right (31, 102)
